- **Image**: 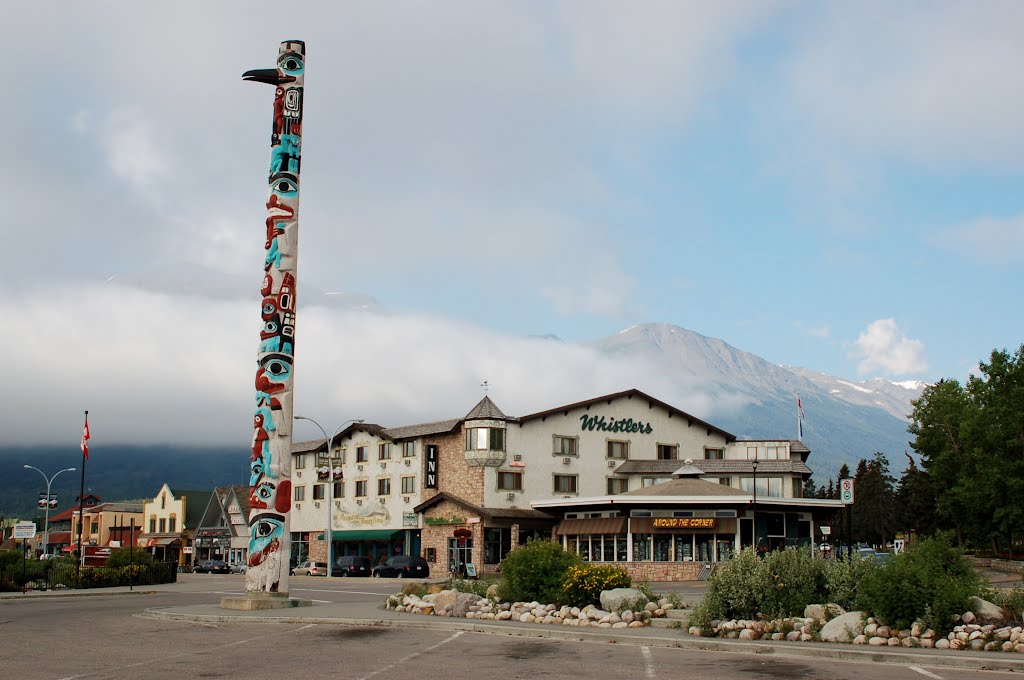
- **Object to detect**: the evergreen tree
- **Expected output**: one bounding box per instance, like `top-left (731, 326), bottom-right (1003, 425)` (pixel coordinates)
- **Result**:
top-left (802, 476), bottom-right (817, 499)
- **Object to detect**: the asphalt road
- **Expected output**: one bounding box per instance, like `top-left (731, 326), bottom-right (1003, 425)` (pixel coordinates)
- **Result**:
top-left (0, 575), bottom-right (1020, 680)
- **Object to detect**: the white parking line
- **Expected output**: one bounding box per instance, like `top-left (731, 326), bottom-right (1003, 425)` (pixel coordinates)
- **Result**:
top-left (356, 631), bottom-right (465, 680)
top-left (909, 666), bottom-right (944, 680)
top-left (291, 588), bottom-right (390, 596)
top-left (641, 645), bottom-right (656, 679)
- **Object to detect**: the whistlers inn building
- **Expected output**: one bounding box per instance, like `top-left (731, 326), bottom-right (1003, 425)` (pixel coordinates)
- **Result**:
top-left (289, 389), bottom-right (843, 580)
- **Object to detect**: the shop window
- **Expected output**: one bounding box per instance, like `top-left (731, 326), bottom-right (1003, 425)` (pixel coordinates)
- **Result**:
top-left (355, 481), bottom-right (367, 497)
top-left (553, 474), bottom-right (578, 494)
top-left (313, 484), bottom-right (325, 500)
top-left (379, 443), bottom-right (392, 460)
top-left (497, 471), bottom-right (523, 491)
top-left (402, 441), bottom-right (416, 457)
top-left (467, 427), bottom-right (505, 451)
top-left (553, 435), bottom-right (578, 457)
top-left (401, 476), bottom-right (416, 494)
top-left (356, 446), bottom-right (368, 463)
top-left (704, 448), bottom-right (724, 460)
top-left (484, 528), bottom-right (512, 564)
top-left (377, 478), bottom-right (391, 496)
top-left (607, 477), bottom-right (629, 495)
top-left (657, 444), bottom-right (678, 460)
top-left (607, 440), bottom-right (629, 459)
top-left (293, 486), bottom-right (305, 502)
top-left (633, 534), bottom-right (652, 561)
top-left (295, 453), bottom-right (307, 469)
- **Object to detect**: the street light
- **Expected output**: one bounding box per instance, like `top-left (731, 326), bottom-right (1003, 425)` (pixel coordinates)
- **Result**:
top-left (24, 464), bottom-right (76, 557)
top-left (750, 459), bottom-right (759, 554)
top-left (294, 415), bottom-right (364, 578)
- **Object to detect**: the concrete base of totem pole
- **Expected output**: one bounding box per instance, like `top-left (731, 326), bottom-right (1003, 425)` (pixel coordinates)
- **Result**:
top-left (220, 592), bottom-right (312, 610)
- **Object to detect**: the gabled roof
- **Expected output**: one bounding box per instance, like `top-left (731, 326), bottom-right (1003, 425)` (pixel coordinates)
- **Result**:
top-left (517, 388), bottom-right (736, 442)
top-left (614, 458), bottom-right (812, 476)
top-left (169, 489), bottom-right (213, 529)
top-left (413, 491), bottom-right (555, 521)
top-left (385, 419), bottom-right (461, 441)
top-left (464, 396), bottom-right (514, 421)
top-left (619, 477), bottom-right (750, 497)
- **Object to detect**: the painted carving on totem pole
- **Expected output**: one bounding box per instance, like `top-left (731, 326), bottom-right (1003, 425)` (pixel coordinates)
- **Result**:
top-left (242, 40), bottom-right (305, 594)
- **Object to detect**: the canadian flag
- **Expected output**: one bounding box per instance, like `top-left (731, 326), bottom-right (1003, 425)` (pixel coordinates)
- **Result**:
top-left (81, 412), bottom-right (91, 460)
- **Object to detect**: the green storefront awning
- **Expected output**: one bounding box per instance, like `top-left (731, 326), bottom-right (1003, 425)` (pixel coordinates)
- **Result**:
top-left (328, 529), bottom-right (404, 541)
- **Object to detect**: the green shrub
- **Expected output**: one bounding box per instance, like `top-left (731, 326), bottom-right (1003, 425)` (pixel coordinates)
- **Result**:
top-left (560, 564), bottom-right (631, 608)
top-left (690, 547), bottom-right (762, 627)
top-left (756, 547), bottom-right (829, 619)
top-left (497, 538), bottom-right (580, 604)
top-left (856, 534), bottom-right (980, 633)
top-left (822, 555), bottom-right (878, 610)
top-left (106, 547), bottom-right (155, 569)
top-left (980, 587), bottom-right (1024, 625)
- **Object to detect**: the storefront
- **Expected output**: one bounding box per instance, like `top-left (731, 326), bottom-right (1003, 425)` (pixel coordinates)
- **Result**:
top-left (193, 528), bottom-right (232, 562)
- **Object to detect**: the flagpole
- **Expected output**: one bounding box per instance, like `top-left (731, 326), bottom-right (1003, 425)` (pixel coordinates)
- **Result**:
top-left (76, 410), bottom-right (88, 583)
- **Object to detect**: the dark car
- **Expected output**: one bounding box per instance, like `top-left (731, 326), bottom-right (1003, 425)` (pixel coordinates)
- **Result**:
top-left (194, 559), bottom-right (230, 574)
top-left (332, 556), bottom-right (372, 577)
top-left (371, 555), bottom-right (430, 578)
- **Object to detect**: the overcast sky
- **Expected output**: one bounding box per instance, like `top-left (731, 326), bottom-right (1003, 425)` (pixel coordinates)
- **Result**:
top-left (5, 1), bottom-right (1022, 446)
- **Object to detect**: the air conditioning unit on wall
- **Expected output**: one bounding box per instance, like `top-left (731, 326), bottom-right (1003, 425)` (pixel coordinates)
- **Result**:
top-left (295, 471), bottom-right (302, 478)
top-left (379, 498), bottom-right (386, 504)
top-left (607, 460), bottom-right (616, 467)
top-left (403, 496), bottom-right (410, 503)
top-left (404, 459), bottom-right (411, 466)
top-left (506, 492), bottom-right (516, 500)
top-left (562, 457), bottom-right (571, 465)
top-left (356, 499), bottom-right (363, 506)
top-left (514, 454), bottom-right (522, 461)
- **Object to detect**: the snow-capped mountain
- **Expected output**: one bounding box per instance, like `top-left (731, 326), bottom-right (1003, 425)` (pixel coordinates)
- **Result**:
top-left (590, 323), bottom-right (923, 482)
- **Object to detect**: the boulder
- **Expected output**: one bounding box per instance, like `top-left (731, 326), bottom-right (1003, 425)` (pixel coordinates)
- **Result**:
top-left (601, 588), bottom-right (648, 613)
top-left (819, 612), bottom-right (866, 643)
top-left (968, 597), bottom-right (1007, 625)
top-left (432, 590), bottom-right (458, 614)
top-left (453, 593), bottom-right (479, 617)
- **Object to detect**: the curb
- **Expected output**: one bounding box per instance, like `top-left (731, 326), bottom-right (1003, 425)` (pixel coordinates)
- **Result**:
top-left (141, 606), bottom-right (1024, 673)
top-left (0, 589), bottom-right (160, 601)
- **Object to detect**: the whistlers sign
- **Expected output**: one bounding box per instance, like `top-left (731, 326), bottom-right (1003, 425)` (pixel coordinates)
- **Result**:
top-left (580, 414), bottom-right (653, 435)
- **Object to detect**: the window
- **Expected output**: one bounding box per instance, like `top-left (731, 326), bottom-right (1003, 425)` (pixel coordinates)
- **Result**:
top-left (401, 476), bottom-right (416, 494)
top-left (295, 453), bottom-right (307, 469)
top-left (657, 444), bottom-right (678, 460)
top-left (355, 480), bottom-right (368, 497)
top-left (425, 547), bottom-right (437, 562)
top-left (149, 518), bottom-right (156, 533)
top-left (377, 478), bottom-right (391, 496)
top-left (333, 481), bottom-right (344, 498)
top-left (159, 518), bottom-right (166, 532)
top-left (497, 471), bottom-right (523, 491)
top-left (746, 446), bottom-right (758, 460)
top-left (467, 427), bottom-right (505, 451)
top-left (169, 517), bottom-right (177, 532)
top-left (313, 484), bottom-right (325, 500)
top-left (741, 476), bottom-right (783, 498)
top-left (161, 494), bottom-right (166, 510)
top-left (553, 474), bottom-right (578, 494)
top-left (294, 486), bottom-right (306, 502)
top-left (704, 448), bottom-right (724, 460)
top-left (718, 477), bottom-right (731, 486)
top-left (484, 528), bottom-right (512, 564)
top-left (607, 477), bottom-right (629, 494)
top-left (91, 521), bottom-right (99, 534)
top-left (334, 448), bottom-right (346, 464)
top-left (607, 440), bottom-right (629, 459)
top-left (356, 446), bottom-right (368, 463)
top-left (402, 441), bottom-right (416, 457)
top-left (378, 443), bottom-right (392, 460)
top-left (642, 477), bottom-right (671, 487)
top-left (553, 435), bottom-right (578, 456)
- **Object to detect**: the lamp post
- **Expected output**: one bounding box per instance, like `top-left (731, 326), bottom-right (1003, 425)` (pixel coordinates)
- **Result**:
top-left (24, 464), bottom-right (76, 557)
top-left (294, 416), bottom-right (363, 578)
top-left (751, 460), bottom-right (759, 554)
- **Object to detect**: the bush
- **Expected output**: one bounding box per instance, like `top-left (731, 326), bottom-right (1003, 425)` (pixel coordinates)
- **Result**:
top-left (985, 587), bottom-right (1024, 625)
top-left (106, 547), bottom-right (155, 569)
top-left (822, 555), bottom-right (878, 611)
top-left (856, 534), bottom-right (980, 633)
top-left (690, 547), bottom-right (762, 627)
top-left (561, 564), bottom-right (631, 608)
top-left (497, 538), bottom-right (580, 604)
top-left (756, 547), bottom-right (830, 619)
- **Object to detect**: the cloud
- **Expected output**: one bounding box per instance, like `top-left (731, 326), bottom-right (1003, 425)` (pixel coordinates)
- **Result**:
top-left (852, 319), bottom-right (928, 377)
top-left (784, 1), bottom-right (1024, 168)
top-left (8, 283), bottom-right (709, 446)
top-left (795, 321), bottom-right (832, 340)
top-left (100, 111), bottom-right (168, 189)
top-left (929, 214), bottom-right (1024, 265)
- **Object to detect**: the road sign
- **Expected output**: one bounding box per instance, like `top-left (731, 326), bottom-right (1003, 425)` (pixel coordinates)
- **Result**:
top-left (839, 478), bottom-right (855, 505)
top-left (820, 525), bottom-right (831, 535)
top-left (13, 522), bottom-right (36, 539)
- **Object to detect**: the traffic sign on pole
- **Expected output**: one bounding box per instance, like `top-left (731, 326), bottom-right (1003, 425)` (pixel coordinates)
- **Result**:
top-left (839, 479), bottom-right (855, 505)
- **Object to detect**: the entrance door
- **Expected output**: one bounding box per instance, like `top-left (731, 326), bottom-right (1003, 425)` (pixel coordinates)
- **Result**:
top-left (447, 538), bottom-right (472, 576)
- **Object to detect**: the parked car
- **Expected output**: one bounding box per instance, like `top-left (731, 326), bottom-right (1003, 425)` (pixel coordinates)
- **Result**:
top-left (230, 562), bottom-right (248, 574)
top-left (371, 555), bottom-right (430, 578)
top-left (332, 556), bottom-right (372, 577)
top-left (194, 559), bottom-right (230, 574)
top-left (291, 560), bottom-right (328, 576)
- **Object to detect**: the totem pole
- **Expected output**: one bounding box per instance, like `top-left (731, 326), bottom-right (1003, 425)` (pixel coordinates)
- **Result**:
top-left (242, 41), bottom-right (305, 595)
